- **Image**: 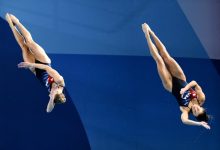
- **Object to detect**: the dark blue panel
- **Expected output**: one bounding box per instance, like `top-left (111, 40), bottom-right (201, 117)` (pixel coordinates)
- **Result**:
top-left (212, 60), bottom-right (220, 77)
top-left (51, 54), bottom-right (220, 150)
top-left (0, 17), bottom-right (90, 150)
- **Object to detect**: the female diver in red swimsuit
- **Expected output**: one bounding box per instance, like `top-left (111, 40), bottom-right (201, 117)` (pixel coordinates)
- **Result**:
top-left (6, 13), bottom-right (66, 113)
top-left (142, 23), bottom-right (210, 129)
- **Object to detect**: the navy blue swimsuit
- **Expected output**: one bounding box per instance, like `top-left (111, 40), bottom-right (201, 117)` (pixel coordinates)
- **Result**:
top-left (171, 76), bottom-right (197, 107)
top-left (35, 60), bottom-right (54, 92)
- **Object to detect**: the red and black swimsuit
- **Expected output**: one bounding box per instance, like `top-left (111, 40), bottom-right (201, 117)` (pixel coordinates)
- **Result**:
top-left (35, 60), bottom-right (55, 92)
top-left (171, 76), bottom-right (198, 107)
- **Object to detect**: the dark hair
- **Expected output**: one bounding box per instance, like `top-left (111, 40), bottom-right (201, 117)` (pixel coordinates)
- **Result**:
top-left (195, 110), bottom-right (209, 122)
top-left (54, 93), bottom-right (66, 104)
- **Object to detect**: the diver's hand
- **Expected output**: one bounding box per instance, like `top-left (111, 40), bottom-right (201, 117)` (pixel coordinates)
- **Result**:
top-left (46, 98), bottom-right (55, 113)
top-left (200, 121), bottom-right (211, 130)
top-left (180, 88), bottom-right (186, 95)
top-left (17, 62), bottom-right (34, 69)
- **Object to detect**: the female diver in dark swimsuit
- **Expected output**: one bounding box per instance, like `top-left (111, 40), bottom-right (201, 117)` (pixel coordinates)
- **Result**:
top-left (142, 23), bottom-right (210, 129)
top-left (6, 13), bottom-right (66, 113)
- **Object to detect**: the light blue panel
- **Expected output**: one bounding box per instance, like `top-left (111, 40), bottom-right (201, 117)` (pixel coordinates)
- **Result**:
top-left (0, 0), bottom-right (209, 58)
top-left (177, 0), bottom-right (220, 59)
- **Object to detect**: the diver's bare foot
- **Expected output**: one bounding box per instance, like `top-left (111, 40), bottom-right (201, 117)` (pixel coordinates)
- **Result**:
top-left (142, 23), bottom-right (149, 34)
top-left (5, 13), bottom-right (11, 23)
top-left (142, 23), bottom-right (151, 38)
top-left (9, 14), bottom-right (19, 24)
top-left (5, 13), bottom-right (16, 27)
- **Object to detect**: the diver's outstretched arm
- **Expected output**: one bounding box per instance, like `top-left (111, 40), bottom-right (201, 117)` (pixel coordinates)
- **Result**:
top-left (180, 108), bottom-right (210, 129)
top-left (46, 95), bottom-right (55, 113)
top-left (18, 62), bottom-right (65, 87)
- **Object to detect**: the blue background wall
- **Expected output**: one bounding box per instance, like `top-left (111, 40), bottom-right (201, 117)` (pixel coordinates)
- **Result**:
top-left (0, 0), bottom-right (220, 150)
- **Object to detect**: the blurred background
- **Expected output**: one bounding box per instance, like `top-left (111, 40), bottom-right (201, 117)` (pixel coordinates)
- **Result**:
top-left (0, 0), bottom-right (220, 150)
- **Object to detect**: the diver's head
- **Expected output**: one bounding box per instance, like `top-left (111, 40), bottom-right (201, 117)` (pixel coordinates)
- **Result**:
top-left (192, 104), bottom-right (209, 122)
top-left (54, 93), bottom-right (66, 104)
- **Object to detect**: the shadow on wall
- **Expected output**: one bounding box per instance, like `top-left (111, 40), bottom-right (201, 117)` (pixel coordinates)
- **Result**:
top-left (0, 17), bottom-right (90, 150)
